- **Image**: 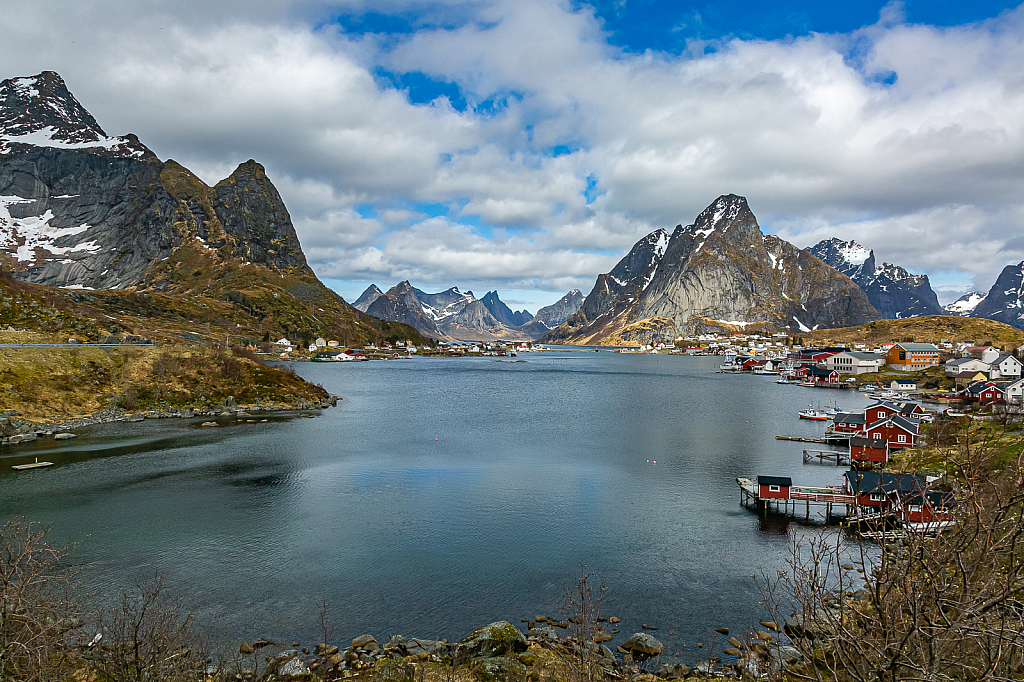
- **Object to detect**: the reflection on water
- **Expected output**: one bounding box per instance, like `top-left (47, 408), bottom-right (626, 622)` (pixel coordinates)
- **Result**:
top-left (0, 353), bottom-right (873, 653)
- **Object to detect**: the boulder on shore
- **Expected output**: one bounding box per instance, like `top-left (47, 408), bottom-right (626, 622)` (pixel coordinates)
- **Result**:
top-left (621, 632), bottom-right (666, 660)
top-left (459, 621), bottom-right (528, 659)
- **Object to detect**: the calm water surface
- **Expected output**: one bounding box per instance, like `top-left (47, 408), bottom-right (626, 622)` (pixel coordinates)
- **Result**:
top-left (0, 352), bottom-right (872, 654)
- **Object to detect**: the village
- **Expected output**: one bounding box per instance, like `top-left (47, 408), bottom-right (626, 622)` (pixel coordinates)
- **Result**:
top-left (724, 336), bottom-right (1024, 541)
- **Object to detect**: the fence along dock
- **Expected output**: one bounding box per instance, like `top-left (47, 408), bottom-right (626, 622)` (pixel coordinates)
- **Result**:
top-left (737, 477), bottom-right (856, 520)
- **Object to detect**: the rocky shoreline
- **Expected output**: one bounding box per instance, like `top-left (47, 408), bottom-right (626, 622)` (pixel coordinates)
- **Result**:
top-left (0, 395), bottom-right (339, 448)
top-left (229, 617), bottom-right (807, 681)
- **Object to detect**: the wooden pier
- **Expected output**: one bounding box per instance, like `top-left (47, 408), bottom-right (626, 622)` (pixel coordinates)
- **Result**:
top-left (737, 477), bottom-right (856, 520)
top-left (777, 433), bottom-right (852, 445)
top-left (802, 449), bottom-right (849, 466)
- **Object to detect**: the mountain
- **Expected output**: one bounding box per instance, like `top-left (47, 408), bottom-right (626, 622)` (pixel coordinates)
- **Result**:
top-left (972, 262), bottom-right (1024, 330)
top-left (542, 195), bottom-right (880, 345)
top-left (514, 289), bottom-right (586, 337)
top-left (353, 284), bottom-right (384, 311)
top-left (357, 282), bottom-right (580, 341)
top-left (807, 238), bottom-right (942, 319)
top-left (943, 291), bottom-right (987, 316)
top-left (0, 71), bottom-right (426, 348)
top-left (480, 290), bottom-right (532, 326)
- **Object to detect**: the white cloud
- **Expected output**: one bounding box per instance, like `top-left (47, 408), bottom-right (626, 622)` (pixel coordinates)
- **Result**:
top-left (2, 0), bottom-right (1024, 305)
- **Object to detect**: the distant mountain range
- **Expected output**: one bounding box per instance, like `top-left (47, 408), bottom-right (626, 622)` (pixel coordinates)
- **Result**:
top-left (542, 195), bottom-right (880, 345)
top-left (352, 282), bottom-right (584, 341)
top-left (807, 238), bottom-right (942, 319)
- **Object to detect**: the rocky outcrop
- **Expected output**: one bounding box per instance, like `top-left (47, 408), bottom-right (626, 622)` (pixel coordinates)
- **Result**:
top-left (972, 262), bottom-right (1024, 330)
top-left (532, 289), bottom-right (584, 328)
top-left (352, 284), bottom-right (384, 311)
top-left (481, 290), bottom-right (532, 326)
top-left (543, 195), bottom-right (880, 345)
top-left (365, 281), bottom-right (447, 340)
top-left (807, 238), bottom-right (942, 319)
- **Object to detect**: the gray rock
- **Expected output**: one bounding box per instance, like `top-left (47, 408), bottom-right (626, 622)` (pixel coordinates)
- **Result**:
top-left (352, 634), bottom-right (378, 649)
top-left (180, 408), bottom-right (194, 418)
top-left (53, 432), bottom-right (76, 440)
top-left (200, 421), bottom-right (218, 427)
top-left (474, 657), bottom-right (526, 682)
top-left (526, 626), bottom-right (559, 643)
top-left (278, 657), bottom-right (308, 677)
top-left (620, 632), bottom-right (666, 660)
top-left (126, 414), bottom-right (145, 422)
top-left (459, 621), bottom-right (528, 659)
top-left (406, 638), bottom-right (447, 656)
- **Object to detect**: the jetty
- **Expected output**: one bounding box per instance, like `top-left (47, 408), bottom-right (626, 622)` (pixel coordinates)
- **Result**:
top-left (802, 449), bottom-right (849, 466)
top-left (776, 433), bottom-right (851, 445)
top-left (737, 477), bottom-right (856, 520)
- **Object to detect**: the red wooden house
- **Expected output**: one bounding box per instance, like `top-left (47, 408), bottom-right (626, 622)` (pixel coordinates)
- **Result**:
top-left (844, 471), bottom-right (926, 509)
top-left (863, 414), bottom-right (920, 449)
top-left (757, 476), bottom-right (792, 499)
top-left (864, 401), bottom-right (900, 424)
top-left (895, 491), bottom-right (955, 525)
top-left (805, 366), bottom-right (840, 384)
top-left (962, 381), bottom-right (1005, 403)
top-left (849, 436), bottom-right (889, 464)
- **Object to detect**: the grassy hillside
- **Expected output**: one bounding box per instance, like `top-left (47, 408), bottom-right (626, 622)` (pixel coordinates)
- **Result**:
top-left (798, 315), bottom-right (1024, 348)
top-left (0, 341), bottom-right (326, 421)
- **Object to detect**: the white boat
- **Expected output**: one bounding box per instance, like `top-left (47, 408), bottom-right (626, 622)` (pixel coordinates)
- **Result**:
top-left (798, 405), bottom-right (831, 421)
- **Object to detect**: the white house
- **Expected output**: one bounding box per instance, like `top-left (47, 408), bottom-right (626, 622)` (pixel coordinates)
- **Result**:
top-left (945, 357), bottom-right (991, 377)
top-left (963, 346), bottom-right (1002, 364)
top-left (891, 379), bottom-right (917, 392)
top-left (1003, 377), bottom-right (1024, 405)
top-left (989, 353), bottom-right (1023, 380)
top-left (825, 351), bottom-right (885, 375)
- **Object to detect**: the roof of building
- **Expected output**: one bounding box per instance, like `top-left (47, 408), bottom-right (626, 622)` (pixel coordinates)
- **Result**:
top-left (845, 471), bottom-right (926, 494)
top-left (965, 381), bottom-right (1000, 395)
top-left (865, 415), bottom-right (920, 434)
top-left (757, 476), bottom-right (792, 487)
top-left (957, 371), bottom-right (989, 380)
top-left (901, 490), bottom-right (956, 509)
top-left (893, 343), bottom-right (940, 352)
top-left (865, 401), bottom-right (900, 412)
top-left (834, 351), bottom-right (883, 361)
top-left (850, 436), bottom-right (888, 449)
top-left (807, 366), bottom-right (838, 376)
top-left (994, 353), bottom-right (1020, 365)
top-left (892, 379), bottom-right (916, 385)
top-left (834, 413), bottom-right (866, 424)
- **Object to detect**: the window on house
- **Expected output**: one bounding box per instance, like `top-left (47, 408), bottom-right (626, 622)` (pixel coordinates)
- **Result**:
top-left (769, 485), bottom-right (780, 492)
top-left (869, 493), bottom-right (882, 501)
top-left (898, 434), bottom-right (906, 443)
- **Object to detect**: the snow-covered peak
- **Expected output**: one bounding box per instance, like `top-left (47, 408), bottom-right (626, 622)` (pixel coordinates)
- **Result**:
top-left (943, 292), bottom-right (987, 316)
top-left (0, 72), bottom-right (145, 157)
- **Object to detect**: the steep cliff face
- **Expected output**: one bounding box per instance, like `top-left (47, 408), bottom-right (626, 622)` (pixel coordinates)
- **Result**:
top-left (353, 284), bottom-right (384, 311)
top-left (808, 238), bottom-right (942, 319)
top-left (0, 73), bottom-right (311, 291)
top-left (544, 195), bottom-right (880, 344)
top-left (972, 262), bottom-right (1024, 330)
top-left (0, 71), bottom-right (426, 347)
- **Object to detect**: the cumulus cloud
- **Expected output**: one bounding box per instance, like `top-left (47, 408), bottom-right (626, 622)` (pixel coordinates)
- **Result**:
top-left (2, 0), bottom-right (1023, 304)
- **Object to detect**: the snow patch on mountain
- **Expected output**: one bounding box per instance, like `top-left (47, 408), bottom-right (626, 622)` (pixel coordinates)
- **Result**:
top-left (943, 292), bottom-right (987, 316)
top-left (0, 195), bottom-right (98, 263)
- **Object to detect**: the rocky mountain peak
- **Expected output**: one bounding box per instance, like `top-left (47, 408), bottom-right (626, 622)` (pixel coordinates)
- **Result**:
top-left (686, 194), bottom-right (750, 234)
top-left (0, 72), bottom-right (146, 157)
top-left (807, 238), bottom-right (940, 319)
top-left (973, 262), bottom-right (1024, 329)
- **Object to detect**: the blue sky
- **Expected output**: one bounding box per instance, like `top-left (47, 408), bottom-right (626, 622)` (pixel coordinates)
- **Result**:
top-left (3, 0), bottom-right (1024, 311)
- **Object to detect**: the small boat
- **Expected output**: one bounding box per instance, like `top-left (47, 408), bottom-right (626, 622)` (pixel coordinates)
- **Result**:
top-left (12, 458), bottom-right (54, 471)
top-left (798, 405), bottom-right (830, 420)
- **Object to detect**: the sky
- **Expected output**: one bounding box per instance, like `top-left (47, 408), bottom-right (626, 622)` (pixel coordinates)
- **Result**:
top-left (2, 1), bottom-right (1024, 311)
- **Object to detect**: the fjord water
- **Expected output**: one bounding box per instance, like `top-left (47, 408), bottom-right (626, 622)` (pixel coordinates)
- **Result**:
top-left (0, 353), bottom-right (871, 653)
